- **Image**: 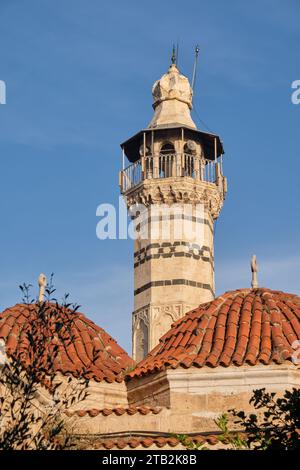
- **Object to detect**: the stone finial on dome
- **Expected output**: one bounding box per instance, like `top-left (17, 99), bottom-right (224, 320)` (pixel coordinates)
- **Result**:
top-left (251, 255), bottom-right (259, 289)
top-left (148, 59), bottom-right (196, 129)
top-left (38, 273), bottom-right (47, 303)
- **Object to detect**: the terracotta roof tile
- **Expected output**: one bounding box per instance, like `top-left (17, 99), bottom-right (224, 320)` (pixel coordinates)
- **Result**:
top-left (154, 437), bottom-right (167, 448)
top-left (167, 437), bottom-right (179, 447)
top-left (127, 288), bottom-right (300, 379)
top-left (102, 440), bottom-right (114, 450)
top-left (115, 407), bottom-right (126, 416)
top-left (116, 439), bottom-right (127, 449)
top-left (128, 438), bottom-right (140, 448)
top-left (0, 303), bottom-right (134, 383)
top-left (65, 406), bottom-right (162, 418)
top-left (88, 409), bottom-right (101, 417)
top-left (141, 438), bottom-right (153, 448)
top-left (95, 433), bottom-right (221, 449)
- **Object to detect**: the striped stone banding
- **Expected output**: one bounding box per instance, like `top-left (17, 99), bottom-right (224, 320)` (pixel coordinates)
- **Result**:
top-left (135, 214), bottom-right (214, 235)
top-left (134, 242), bottom-right (212, 257)
top-left (134, 242), bottom-right (214, 268)
top-left (134, 252), bottom-right (213, 268)
top-left (134, 280), bottom-right (214, 296)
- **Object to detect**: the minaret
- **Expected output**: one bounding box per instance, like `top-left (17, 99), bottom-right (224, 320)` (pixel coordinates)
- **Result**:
top-left (120, 57), bottom-right (227, 361)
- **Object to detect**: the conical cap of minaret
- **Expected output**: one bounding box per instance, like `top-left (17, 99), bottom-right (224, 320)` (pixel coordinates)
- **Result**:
top-left (148, 63), bottom-right (196, 129)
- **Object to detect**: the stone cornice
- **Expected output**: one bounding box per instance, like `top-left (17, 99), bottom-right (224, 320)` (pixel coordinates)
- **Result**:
top-left (166, 365), bottom-right (300, 394)
top-left (123, 177), bottom-right (225, 220)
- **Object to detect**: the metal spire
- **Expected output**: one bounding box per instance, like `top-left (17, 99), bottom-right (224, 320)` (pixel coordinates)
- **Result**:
top-left (171, 44), bottom-right (176, 65)
top-left (176, 42), bottom-right (179, 67)
top-left (191, 44), bottom-right (200, 92)
top-left (251, 255), bottom-right (259, 289)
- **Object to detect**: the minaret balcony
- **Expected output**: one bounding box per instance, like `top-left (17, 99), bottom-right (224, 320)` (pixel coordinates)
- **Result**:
top-left (120, 153), bottom-right (224, 194)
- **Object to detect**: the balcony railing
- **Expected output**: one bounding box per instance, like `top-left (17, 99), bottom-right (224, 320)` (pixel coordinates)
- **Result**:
top-left (120, 153), bottom-right (223, 193)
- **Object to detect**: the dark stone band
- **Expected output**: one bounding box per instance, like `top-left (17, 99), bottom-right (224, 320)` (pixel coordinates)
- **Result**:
top-left (134, 241), bottom-right (214, 268)
top-left (134, 242), bottom-right (212, 258)
top-left (134, 279), bottom-right (214, 296)
top-left (134, 252), bottom-right (213, 268)
top-left (135, 214), bottom-right (214, 235)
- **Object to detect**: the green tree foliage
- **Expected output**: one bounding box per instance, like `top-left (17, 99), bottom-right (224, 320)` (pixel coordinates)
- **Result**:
top-left (0, 278), bottom-right (98, 450)
top-left (230, 388), bottom-right (300, 450)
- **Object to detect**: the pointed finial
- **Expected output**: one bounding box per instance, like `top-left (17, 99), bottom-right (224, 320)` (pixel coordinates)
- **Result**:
top-left (171, 44), bottom-right (176, 65)
top-left (38, 273), bottom-right (47, 303)
top-left (251, 255), bottom-right (258, 289)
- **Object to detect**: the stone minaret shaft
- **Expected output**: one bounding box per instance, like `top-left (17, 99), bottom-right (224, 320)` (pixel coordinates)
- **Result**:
top-left (120, 61), bottom-right (227, 361)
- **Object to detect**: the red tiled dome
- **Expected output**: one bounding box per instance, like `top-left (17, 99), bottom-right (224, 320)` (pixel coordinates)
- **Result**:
top-left (127, 288), bottom-right (300, 379)
top-left (0, 303), bottom-right (134, 383)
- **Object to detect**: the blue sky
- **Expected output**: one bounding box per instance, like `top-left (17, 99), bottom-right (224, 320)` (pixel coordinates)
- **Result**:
top-left (0, 0), bottom-right (299, 353)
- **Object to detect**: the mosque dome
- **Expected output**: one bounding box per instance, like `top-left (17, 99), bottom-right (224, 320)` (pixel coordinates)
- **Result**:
top-left (0, 303), bottom-right (134, 383)
top-left (127, 288), bottom-right (300, 379)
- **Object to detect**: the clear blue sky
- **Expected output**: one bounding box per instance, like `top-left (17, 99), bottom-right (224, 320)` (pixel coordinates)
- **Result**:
top-left (0, 0), bottom-right (299, 353)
